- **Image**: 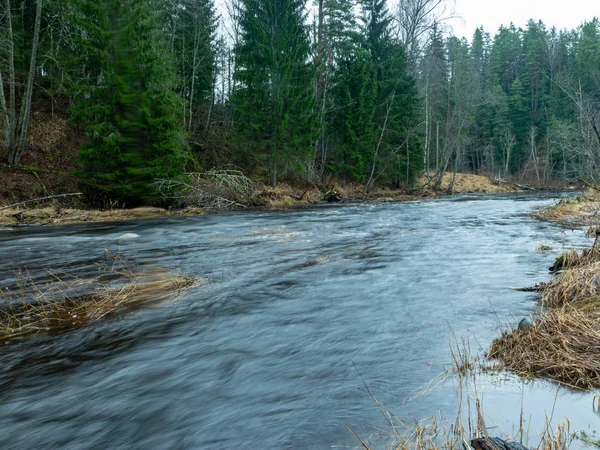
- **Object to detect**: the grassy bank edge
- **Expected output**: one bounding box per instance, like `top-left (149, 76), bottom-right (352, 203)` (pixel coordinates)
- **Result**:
top-left (0, 173), bottom-right (525, 227)
top-left (491, 190), bottom-right (600, 390)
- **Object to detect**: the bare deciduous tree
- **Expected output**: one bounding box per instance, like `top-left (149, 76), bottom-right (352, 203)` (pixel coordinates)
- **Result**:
top-left (1, 0), bottom-right (44, 167)
top-left (395, 0), bottom-right (455, 70)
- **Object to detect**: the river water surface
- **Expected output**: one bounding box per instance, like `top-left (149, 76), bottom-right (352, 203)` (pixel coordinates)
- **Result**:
top-left (1, 193), bottom-right (599, 449)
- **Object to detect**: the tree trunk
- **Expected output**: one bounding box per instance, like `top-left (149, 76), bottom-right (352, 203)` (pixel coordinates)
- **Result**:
top-left (270, 163), bottom-right (277, 187)
top-left (9, 0), bottom-right (43, 167)
top-left (0, 70), bottom-right (9, 145)
top-left (205, 72), bottom-right (216, 139)
top-left (188, 30), bottom-right (198, 132)
top-left (7, 0), bottom-right (17, 157)
top-left (365, 93), bottom-right (394, 193)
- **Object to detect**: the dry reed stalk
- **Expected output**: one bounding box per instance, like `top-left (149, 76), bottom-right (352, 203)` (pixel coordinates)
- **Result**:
top-left (488, 236), bottom-right (600, 389)
top-left (350, 385), bottom-right (574, 450)
top-left (0, 267), bottom-right (195, 341)
top-left (489, 305), bottom-right (600, 389)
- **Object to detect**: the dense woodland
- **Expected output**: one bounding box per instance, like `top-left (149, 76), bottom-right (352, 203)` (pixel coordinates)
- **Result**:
top-left (0, 0), bottom-right (599, 204)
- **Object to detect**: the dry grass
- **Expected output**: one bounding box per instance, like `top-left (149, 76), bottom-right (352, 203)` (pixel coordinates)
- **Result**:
top-left (489, 305), bottom-right (600, 389)
top-left (0, 257), bottom-right (195, 341)
top-left (489, 244), bottom-right (600, 389)
top-left (0, 205), bottom-right (209, 226)
top-left (532, 190), bottom-right (600, 225)
top-left (418, 173), bottom-right (516, 194)
top-left (549, 247), bottom-right (600, 273)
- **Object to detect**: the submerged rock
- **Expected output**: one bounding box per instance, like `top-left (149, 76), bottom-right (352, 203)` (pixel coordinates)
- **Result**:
top-left (518, 317), bottom-right (534, 330)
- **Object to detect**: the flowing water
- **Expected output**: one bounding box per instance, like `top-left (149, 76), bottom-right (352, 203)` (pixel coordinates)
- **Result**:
top-left (0, 193), bottom-right (599, 449)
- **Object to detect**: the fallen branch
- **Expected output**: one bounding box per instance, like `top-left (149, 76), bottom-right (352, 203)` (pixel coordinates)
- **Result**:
top-left (0, 192), bottom-right (82, 210)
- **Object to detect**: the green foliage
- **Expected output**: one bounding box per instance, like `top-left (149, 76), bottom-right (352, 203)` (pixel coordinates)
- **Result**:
top-left (330, 45), bottom-right (377, 183)
top-left (70, 0), bottom-right (188, 204)
top-left (5, 0), bottom-right (600, 192)
top-left (233, 0), bottom-right (317, 186)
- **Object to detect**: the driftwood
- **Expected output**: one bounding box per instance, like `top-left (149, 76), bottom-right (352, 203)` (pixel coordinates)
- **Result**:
top-left (0, 192), bottom-right (82, 210)
top-left (512, 283), bottom-right (548, 292)
top-left (290, 190), bottom-right (308, 201)
top-left (471, 437), bottom-right (529, 450)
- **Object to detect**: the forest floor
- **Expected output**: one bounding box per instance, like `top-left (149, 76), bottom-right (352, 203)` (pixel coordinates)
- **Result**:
top-left (490, 188), bottom-right (600, 389)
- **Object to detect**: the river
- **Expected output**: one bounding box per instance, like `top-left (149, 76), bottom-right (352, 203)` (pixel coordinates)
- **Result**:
top-left (0, 193), bottom-right (598, 449)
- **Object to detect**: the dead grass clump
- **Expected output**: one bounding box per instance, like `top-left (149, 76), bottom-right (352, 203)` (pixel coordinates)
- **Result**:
top-left (532, 190), bottom-right (600, 224)
top-left (155, 170), bottom-right (256, 210)
top-left (418, 173), bottom-right (514, 194)
top-left (542, 261), bottom-right (600, 307)
top-left (0, 267), bottom-right (195, 341)
top-left (537, 242), bottom-right (554, 252)
top-left (550, 248), bottom-right (600, 272)
top-left (489, 305), bottom-right (600, 389)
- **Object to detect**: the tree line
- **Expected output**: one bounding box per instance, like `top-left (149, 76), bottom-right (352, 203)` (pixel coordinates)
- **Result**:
top-left (0, 0), bottom-right (599, 204)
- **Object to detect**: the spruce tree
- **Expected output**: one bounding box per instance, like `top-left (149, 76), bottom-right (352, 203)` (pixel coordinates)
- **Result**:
top-left (233, 0), bottom-right (317, 186)
top-left (70, 0), bottom-right (187, 204)
top-left (360, 0), bottom-right (422, 186)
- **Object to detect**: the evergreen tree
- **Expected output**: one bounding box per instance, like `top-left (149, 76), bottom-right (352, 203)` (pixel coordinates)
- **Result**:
top-left (359, 0), bottom-right (422, 186)
top-left (330, 44), bottom-right (376, 183)
top-left (70, 0), bottom-right (188, 204)
top-left (233, 0), bottom-right (317, 186)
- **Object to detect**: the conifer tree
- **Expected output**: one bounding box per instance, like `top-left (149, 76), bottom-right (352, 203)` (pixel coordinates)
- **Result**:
top-left (233, 0), bottom-right (317, 186)
top-left (359, 0), bottom-right (422, 187)
top-left (70, 0), bottom-right (187, 204)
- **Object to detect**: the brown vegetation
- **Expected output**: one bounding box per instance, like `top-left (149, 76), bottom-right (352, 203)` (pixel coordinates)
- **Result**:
top-left (0, 262), bottom-right (195, 341)
top-left (0, 112), bottom-right (84, 205)
top-left (419, 172), bottom-right (517, 195)
top-left (532, 189), bottom-right (600, 225)
top-left (489, 246), bottom-right (600, 389)
top-left (0, 205), bottom-right (207, 226)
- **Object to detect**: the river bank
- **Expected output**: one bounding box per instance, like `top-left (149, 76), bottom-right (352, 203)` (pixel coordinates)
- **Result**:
top-left (490, 189), bottom-right (600, 390)
top-left (0, 172), bottom-right (529, 226)
top-left (531, 188), bottom-right (600, 225)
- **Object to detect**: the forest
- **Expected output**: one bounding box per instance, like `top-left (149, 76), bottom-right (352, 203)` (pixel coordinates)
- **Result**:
top-left (0, 0), bottom-right (599, 204)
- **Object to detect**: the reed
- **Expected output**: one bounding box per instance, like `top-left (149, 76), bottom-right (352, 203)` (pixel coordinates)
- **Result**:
top-left (490, 244), bottom-right (600, 389)
top-left (0, 256), bottom-right (195, 341)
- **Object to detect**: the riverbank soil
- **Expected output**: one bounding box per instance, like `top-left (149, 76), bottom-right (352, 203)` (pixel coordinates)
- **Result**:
top-left (490, 191), bottom-right (600, 389)
top-left (0, 112), bottom-right (83, 206)
top-left (0, 206), bottom-right (211, 226)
